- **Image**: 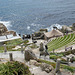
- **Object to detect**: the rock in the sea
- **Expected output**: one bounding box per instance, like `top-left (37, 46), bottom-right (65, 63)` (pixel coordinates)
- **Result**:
top-left (40, 63), bottom-right (54, 73)
top-left (25, 50), bottom-right (37, 61)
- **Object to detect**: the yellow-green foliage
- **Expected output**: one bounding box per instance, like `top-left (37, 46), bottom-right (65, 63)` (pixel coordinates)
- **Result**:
top-left (5, 39), bottom-right (29, 45)
top-left (50, 55), bottom-right (66, 62)
top-left (0, 61), bottom-right (32, 75)
top-left (0, 39), bottom-right (29, 52)
top-left (61, 64), bottom-right (75, 72)
top-left (37, 59), bottom-right (56, 68)
top-left (50, 55), bottom-right (59, 60)
top-left (30, 44), bottom-right (38, 49)
top-left (49, 53), bottom-right (66, 62)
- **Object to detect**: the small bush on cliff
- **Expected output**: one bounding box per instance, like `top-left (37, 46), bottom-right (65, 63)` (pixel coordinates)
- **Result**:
top-left (0, 61), bottom-right (32, 75)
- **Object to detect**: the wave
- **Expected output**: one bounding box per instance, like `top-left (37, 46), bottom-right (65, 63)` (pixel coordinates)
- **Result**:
top-left (0, 20), bottom-right (12, 29)
top-left (27, 26), bottom-right (30, 30)
top-left (31, 23), bottom-right (41, 26)
top-left (47, 24), bottom-right (62, 31)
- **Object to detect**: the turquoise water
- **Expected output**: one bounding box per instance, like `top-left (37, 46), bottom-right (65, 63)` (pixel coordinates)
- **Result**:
top-left (0, 0), bottom-right (75, 34)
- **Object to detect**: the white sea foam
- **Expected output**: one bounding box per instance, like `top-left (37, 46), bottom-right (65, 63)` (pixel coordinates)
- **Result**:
top-left (32, 29), bottom-right (35, 32)
top-left (31, 23), bottom-right (41, 26)
top-left (31, 23), bottom-right (36, 26)
top-left (27, 26), bottom-right (30, 30)
top-left (47, 24), bottom-right (62, 31)
top-left (0, 21), bottom-right (12, 29)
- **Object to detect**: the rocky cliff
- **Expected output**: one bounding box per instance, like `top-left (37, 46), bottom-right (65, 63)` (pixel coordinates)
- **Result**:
top-left (0, 23), bottom-right (17, 36)
top-left (0, 23), bottom-right (8, 36)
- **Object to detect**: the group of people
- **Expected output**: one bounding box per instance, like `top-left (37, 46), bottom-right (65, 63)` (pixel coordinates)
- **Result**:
top-left (18, 34), bottom-right (31, 40)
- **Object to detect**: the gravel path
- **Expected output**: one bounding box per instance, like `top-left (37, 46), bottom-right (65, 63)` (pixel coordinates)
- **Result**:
top-left (0, 51), bottom-right (24, 62)
top-left (0, 49), bottom-right (55, 63)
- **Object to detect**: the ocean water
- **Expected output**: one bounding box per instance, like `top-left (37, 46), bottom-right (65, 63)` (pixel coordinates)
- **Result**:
top-left (0, 0), bottom-right (75, 34)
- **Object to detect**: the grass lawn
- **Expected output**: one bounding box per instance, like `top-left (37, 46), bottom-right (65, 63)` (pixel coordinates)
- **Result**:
top-left (0, 39), bottom-right (29, 52)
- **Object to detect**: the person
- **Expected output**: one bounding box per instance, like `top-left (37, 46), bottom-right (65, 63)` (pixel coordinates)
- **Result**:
top-left (22, 35), bottom-right (25, 40)
top-left (18, 34), bottom-right (21, 37)
top-left (45, 44), bottom-right (49, 55)
top-left (70, 56), bottom-right (74, 63)
top-left (45, 44), bottom-right (48, 50)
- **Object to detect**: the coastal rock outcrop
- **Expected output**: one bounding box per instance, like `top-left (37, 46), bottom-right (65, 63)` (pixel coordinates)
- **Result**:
top-left (0, 23), bottom-right (17, 36)
top-left (0, 23), bottom-right (8, 35)
top-left (62, 25), bottom-right (73, 32)
top-left (5, 31), bottom-right (17, 36)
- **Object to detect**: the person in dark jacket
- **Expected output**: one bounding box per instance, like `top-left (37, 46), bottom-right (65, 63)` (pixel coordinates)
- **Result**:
top-left (45, 44), bottom-right (49, 55)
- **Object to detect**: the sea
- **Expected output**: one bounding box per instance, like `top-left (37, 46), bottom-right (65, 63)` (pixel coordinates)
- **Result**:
top-left (0, 0), bottom-right (75, 34)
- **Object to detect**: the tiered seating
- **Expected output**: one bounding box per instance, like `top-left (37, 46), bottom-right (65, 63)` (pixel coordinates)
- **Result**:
top-left (47, 33), bottom-right (75, 51)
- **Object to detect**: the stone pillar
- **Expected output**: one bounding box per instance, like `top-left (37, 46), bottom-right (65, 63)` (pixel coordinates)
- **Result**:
top-left (67, 57), bottom-right (69, 62)
top-left (4, 44), bottom-right (7, 53)
top-left (5, 35), bottom-right (8, 39)
top-left (39, 42), bottom-right (44, 51)
top-left (24, 50), bottom-right (25, 60)
top-left (55, 59), bottom-right (61, 73)
top-left (9, 53), bottom-right (13, 61)
top-left (67, 57), bottom-right (69, 65)
top-left (65, 46), bottom-right (67, 51)
top-left (21, 44), bottom-right (23, 53)
top-left (32, 33), bottom-right (34, 40)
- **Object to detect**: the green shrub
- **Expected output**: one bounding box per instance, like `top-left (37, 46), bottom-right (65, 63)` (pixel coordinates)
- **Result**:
top-left (50, 55), bottom-right (59, 60)
top-left (61, 58), bottom-right (66, 62)
top-left (50, 54), bottom-right (66, 62)
top-left (30, 44), bottom-right (38, 49)
top-left (0, 61), bottom-right (32, 75)
top-left (61, 65), bottom-right (75, 72)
